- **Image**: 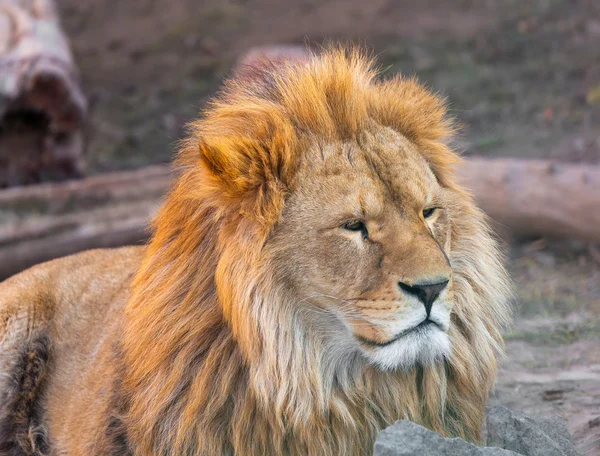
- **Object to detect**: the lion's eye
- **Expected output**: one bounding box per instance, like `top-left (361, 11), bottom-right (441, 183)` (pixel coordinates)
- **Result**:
top-left (343, 220), bottom-right (368, 239)
top-left (423, 207), bottom-right (437, 219)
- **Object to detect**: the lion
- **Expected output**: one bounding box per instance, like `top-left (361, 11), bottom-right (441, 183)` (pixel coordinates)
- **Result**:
top-left (0, 47), bottom-right (512, 455)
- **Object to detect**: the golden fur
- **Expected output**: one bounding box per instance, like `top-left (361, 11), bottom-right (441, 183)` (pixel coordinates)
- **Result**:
top-left (0, 47), bottom-right (512, 455)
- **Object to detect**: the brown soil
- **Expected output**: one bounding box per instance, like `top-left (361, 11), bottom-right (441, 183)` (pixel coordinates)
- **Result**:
top-left (54, 0), bottom-right (600, 452)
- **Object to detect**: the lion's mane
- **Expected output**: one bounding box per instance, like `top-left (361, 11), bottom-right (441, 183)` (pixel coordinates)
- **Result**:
top-left (121, 47), bottom-right (512, 455)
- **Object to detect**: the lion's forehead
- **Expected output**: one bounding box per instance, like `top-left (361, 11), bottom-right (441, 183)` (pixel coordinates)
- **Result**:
top-left (299, 130), bottom-right (440, 211)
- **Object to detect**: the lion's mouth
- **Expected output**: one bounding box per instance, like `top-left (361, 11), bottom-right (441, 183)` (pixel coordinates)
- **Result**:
top-left (356, 318), bottom-right (441, 348)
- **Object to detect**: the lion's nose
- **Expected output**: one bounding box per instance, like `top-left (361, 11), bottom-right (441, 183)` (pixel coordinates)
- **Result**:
top-left (398, 280), bottom-right (449, 316)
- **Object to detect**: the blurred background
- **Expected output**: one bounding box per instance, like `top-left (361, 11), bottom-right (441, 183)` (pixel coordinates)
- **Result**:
top-left (0, 0), bottom-right (599, 452)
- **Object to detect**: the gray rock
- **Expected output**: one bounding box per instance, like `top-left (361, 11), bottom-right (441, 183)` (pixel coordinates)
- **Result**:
top-left (486, 406), bottom-right (578, 456)
top-left (374, 420), bottom-right (521, 456)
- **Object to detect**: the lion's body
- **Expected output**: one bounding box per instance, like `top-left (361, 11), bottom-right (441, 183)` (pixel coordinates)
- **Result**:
top-left (0, 247), bottom-right (141, 454)
top-left (0, 48), bottom-right (511, 456)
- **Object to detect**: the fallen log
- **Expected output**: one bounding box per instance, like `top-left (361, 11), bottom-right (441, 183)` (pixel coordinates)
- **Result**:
top-left (0, 165), bottom-right (173, 279)
top-left (0, 202), bottom-right (154, 279)
top-left (0, 164), bottom-right (171, 215)
top-left (458, 158), bottom-right (600, 243)
top-left (0, 158), bottom-right (599, 280)
top-left (0, 0), bottom-right (87, 187)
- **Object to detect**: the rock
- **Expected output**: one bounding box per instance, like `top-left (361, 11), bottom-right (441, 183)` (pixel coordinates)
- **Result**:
top-left (486, 406), bottom-right (578, 456)
top-left (373, 420), bottom-right (520, 456)
top-left (373, 408), bottom-right (580, 456)
top-left (234, 45), bottom-right (310, 76)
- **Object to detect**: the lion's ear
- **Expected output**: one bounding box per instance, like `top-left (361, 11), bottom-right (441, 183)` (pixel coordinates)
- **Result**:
top-left (196, 126), bottom-right (295, 225)
top-left (198, 136), bottom-right (260, 194)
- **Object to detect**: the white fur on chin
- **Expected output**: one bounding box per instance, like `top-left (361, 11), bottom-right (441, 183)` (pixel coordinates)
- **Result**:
top-left (365, 326), bottom-right (452, 371)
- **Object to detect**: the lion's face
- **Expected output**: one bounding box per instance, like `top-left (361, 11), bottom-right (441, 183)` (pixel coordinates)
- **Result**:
top-left (268, 127), bottom-right (455, 370)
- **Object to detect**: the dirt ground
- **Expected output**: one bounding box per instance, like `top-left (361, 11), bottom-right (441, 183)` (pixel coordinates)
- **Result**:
top-left (491, 241), bottom-right (600, 453)
top-left (55, 0), bottom-right (600, 452)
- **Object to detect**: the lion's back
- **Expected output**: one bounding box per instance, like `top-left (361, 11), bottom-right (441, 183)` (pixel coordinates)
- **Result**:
top-left (0, 246), bottom-right (143, 454)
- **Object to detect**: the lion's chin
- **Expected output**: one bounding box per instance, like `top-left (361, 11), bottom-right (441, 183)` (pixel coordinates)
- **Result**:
top-left (361, 326), bottom-right (451, 371)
